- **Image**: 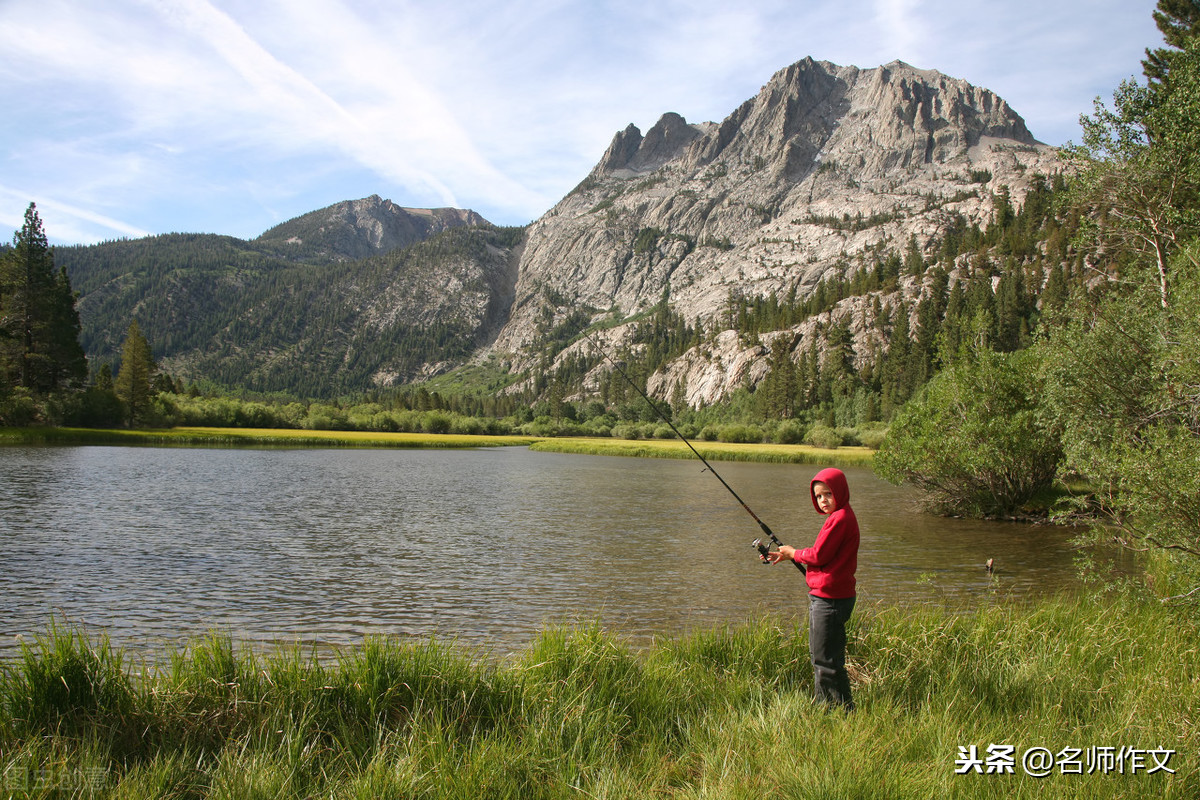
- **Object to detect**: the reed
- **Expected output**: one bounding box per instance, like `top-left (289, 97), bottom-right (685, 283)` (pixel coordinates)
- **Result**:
top-left (1, 594), bottom-right (1196, 798)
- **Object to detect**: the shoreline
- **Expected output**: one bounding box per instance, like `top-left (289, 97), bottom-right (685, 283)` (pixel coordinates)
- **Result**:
top-left (0, 425), bottom-right (873, 467)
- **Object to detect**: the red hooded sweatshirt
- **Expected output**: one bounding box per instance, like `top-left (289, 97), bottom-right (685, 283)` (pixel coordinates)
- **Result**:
top-left (794, 467), bottom-right (859, 599)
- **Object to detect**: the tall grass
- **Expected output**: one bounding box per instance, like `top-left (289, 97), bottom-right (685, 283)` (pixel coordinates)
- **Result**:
top-left (1, 595), bottom-right (1196, 798)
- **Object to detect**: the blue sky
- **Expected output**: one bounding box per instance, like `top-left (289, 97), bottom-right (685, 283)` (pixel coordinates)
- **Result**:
top-left (0, 0), bottom-right (1162, 245)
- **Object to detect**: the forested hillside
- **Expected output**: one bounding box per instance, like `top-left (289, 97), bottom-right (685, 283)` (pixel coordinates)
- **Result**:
top-left (54, 223), bottom-right (524, 398)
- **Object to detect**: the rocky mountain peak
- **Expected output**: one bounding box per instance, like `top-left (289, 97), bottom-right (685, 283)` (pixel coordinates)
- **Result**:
top-left (257, 195), bottom-right (490, 260)
top-left (597, 112), bottom-right (708, 175)
top-left (489, 56), bottom-right (1060, 373)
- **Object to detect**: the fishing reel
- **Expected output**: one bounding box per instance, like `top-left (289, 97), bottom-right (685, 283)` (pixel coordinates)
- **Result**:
top-left (753, 538), bottom-right (806, 573)
top-left (753, 538), bottom-right (774, 564)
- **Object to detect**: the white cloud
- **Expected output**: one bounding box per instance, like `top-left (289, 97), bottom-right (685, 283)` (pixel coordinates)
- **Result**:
top-left (0, 185), bottom-right (151, 244)
top-left (0, 0), bottom-right (1168, 244)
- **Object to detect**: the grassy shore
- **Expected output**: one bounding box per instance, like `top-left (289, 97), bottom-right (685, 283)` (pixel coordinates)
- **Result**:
top-left (0, 426), bottom-right (543, 450)
top-left (1, 594), bottom-right (1194, 799)
top-left (1, 426), bottom-right (870, 467)
top-left (532, 436), bottom-right (876, 467)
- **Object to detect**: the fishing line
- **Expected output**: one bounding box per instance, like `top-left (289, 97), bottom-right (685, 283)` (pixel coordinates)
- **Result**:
top-left (582, 329), bottom-right (804, 573)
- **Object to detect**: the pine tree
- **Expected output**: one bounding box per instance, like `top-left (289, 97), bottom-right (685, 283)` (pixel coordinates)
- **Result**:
top-left (880, 303), bottom-right (912, 417)
top-left (818, 319), bottom-right (857, 406)
top-left (903, 235), bottom-right (924, 277)
top-left (938, 281), bottom-right (966, 367)
top-left (1143, 0), bottom-right (1200, 85)
top-left (115, 320), bottom-right (156, 426)
top-left (759, 336), bottom-right (798, 419)
top-left (0, 203), bottom-right (87, 394)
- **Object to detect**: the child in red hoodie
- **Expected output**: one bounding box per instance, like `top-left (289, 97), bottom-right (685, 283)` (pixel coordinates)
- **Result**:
top-left (767, 467), bottom-right (859, 710)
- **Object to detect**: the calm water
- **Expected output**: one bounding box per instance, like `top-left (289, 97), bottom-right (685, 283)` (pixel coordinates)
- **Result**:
top-left (1, 445), bottom-right (1092, 659)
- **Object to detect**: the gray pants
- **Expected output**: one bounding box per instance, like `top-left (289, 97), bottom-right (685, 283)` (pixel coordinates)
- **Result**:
top-left (809, 594), bottom-right (855, 710)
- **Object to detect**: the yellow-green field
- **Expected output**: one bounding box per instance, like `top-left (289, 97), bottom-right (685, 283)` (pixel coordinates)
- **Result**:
top-left (1, 426), bottom-right (871, 466)
top-left (532, 436), bottom-right (875, 467)
top-left (0, 426), bottom-right (542, 449)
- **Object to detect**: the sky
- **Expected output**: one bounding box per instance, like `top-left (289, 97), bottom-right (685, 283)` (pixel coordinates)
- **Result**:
top-left (0, 0), bottom-right (1163, 246)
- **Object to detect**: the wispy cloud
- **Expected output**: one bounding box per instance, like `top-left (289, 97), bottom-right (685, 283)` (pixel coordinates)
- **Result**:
top-left (0, 185), bottom-right (151, 244)
top-left (0, 0), bottom-right (1165, 245)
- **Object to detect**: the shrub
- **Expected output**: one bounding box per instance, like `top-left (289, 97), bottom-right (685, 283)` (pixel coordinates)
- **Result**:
top-left (774, 420), bottom-right (807, 444)
top-left (450, 416), bottom-right (484, 435)
top-left (875, 349), bottom-right (1061, 517)
top-left (583, 420), bottom-right (613, 438)
top-left (717, 424), bottom-right (764, 444)
top-left (805, 424), bottom-right (843, 449)
top-left (856, 423), bottom-right (889, 450)
top-left (612, 424), bottom-right (641, 440)
top-left (303, 404), bottom-right (348, 430)
top-left (835, 427), bottom-right (860, 447)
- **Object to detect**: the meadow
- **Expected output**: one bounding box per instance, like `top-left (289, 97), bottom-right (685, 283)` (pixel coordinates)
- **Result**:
top-left (0, 426), bottom-right (873, 467)
top-left (1, 592), bottom-right (1194, 799)
top-left (530, 437), bottom-right (876, 467)
top-left (0, 427), bottom-right (543, 450)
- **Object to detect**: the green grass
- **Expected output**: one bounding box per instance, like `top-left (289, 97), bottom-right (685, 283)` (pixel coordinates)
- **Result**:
top-left (532, 436), bottom-right (876, 467)
top-left (1, 426), bottom-right (873, 469)
top-left (0, 426), bottom-right (543, 449)
top-left (2, 594), bottom-right (1195, 798)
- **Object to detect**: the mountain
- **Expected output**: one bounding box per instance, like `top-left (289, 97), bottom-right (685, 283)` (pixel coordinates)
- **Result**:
top-left (168, 225), bottom-right (522, 397)
top-left (256, 195), bottom-right (489, 260)
top-left (490, 59), bottom-right (1059, 363)
top-left (58, 57), bottom-right (1067, 403)
top-left (56, 202), bottom-right (514, 396)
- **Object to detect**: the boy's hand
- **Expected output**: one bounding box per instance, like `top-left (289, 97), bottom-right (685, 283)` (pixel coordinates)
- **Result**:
top-left (767, 545), bottom-right (796, 564)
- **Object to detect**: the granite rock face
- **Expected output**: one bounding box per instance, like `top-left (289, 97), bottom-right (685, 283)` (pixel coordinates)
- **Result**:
top-left (488, 58), bottom-right (1061, 397)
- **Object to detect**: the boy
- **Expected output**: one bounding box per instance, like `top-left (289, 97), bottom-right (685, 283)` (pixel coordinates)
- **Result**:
top-left (767, 467), bottom-right (859, 710)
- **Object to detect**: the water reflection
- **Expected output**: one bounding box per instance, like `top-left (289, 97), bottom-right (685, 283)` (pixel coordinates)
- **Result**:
top-left (0, 445), bottom-right (1101, 659)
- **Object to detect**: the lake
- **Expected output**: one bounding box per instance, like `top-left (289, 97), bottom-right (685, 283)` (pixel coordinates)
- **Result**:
top-left (0, 445), bottom-right (1097, 659)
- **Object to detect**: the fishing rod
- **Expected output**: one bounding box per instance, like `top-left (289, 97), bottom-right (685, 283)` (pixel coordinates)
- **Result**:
top-left (583, 329), bottom-right (804, 574)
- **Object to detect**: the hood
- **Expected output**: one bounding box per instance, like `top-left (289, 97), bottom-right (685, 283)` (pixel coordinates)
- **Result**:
top-left (811, 467), bottom-right (851, 514)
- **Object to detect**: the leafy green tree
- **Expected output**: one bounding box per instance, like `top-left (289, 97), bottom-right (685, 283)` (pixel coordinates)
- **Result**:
top-left (1064, 39), bottom-right (1200, 309)
top-left (0, 203), bottom-right (87, 394)
top-left (115, 320), bottom-right (156, 426)
top-left (1043, 27), bottom-right (1200, 572)
top-left (875, 349), bottom-right (1061, 517)
top-left (1043, 240), bottom-right (1200, 560)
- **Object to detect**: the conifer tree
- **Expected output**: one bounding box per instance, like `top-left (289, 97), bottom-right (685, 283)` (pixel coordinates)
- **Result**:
top-left (115, 320), bottom-right (156, 426)
top-left (0, 203), bottom-right (87, 394)
top-left (880, 303), bottom-right (912, 417)
top-left (759, 336), bottom-right (798, 419)
top-left (1143, 0), bottom-right (1200, 85)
